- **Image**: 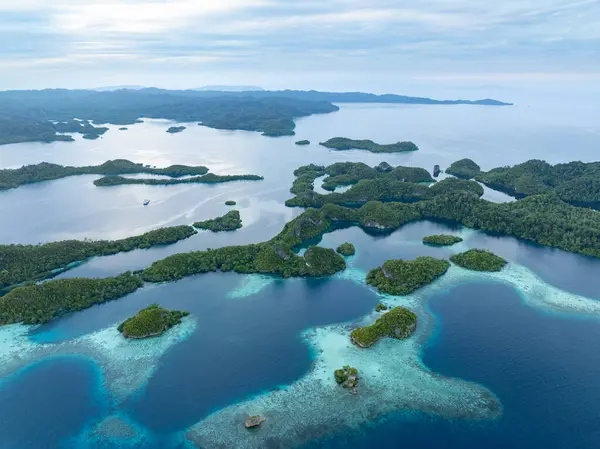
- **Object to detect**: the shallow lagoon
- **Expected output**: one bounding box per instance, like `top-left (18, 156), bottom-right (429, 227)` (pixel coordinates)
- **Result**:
top-left (1, 102), bottom-right (600, 448)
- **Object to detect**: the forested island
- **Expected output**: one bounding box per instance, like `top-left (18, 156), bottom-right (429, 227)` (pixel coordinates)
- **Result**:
top-left (423, 235), bottom-right (463, 246)
top-left (118, 304), bottom-right (189, 339)
top-left (166, 126), bottom-right (186, 133)
top-left (445, 159), bottom-right (482, 179)
top-left (295, 140), bottom-right (310, 145)
top-left (0, 159), bottom-right (209, 190)
top-left (94, 173), bottom-right (263, 187)
top-left (225, 200), bottom-right (237, 206)
top-left (336, 242), bottom-right (355, 256)
top-left (334, 366), bottom-right (359, 392)
top-left (0, 89), bottom-right (340, 144)
top-left (0, 225), bottom-right (197, 289)
top-left (194, 210), bottom-right (242, 232)
top-left (350, 306), bottom-right (417, 348)
top-left (450, 249), bottom-right (507, 272)
top-left (320, 138), bottom-right (419, 153)
top-left (366, 257), bottom-right (450, 295)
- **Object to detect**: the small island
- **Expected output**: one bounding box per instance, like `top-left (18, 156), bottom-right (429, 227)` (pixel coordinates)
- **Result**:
top-left (118, 304), bottom-right (189, 339)
top-left (194, 210), bottom-right (242, 232)
top-left (119, 127), bottom-right (128, 131)
top-left (446, 159), bottom-right (481, 179)
top-left (334, 366), bottom-right (359, 393)
top-left (295, 140), bottom-right (310, 145)
top-left (350, 306), bottom-right (417, 348)
top-left (366, 257), bottom-right (450, 295)
top-left (375, 303), bottom-right (388, 312)
top-left (433, 165), bottom-right (441, 177)
top-left (423, 235), bottom-right (464, 247)
top-left (450, 249), bottom-right (507, 272)
top-left (319, 137), bottom-right (419, 153)
top-left (166, 126), bottom-right (186, 134)
top-left (336, 242), bottom-right (356, 256)
top-left (244, 416), bottom-right (265, 429)
top-left (225, 200), bottom-right (237, 206)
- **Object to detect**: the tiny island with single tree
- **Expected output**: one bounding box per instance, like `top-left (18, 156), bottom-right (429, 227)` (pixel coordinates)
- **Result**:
top-left (366, 257), bottom-right (450, 295)
top-left (295, 140), bottom-right (310, 145)
top-left (166, 126), bottom-right (186, 133)
top-left (450, 249), bottom-right (507, 272)
top-left (194, 210), bottom-right (243, 232)
top-left (319, 137), bottom-right (419, 153)
top-left (423, 235), bottom-right (464, 246)
top-left (336, 242), bottom-right (355, 256)
top-left (350, 306), bottom-right (417, 348)
top-left (118, 304), bottom-right (189, 339)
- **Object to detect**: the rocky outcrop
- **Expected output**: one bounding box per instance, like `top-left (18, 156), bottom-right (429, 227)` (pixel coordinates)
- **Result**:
top-left (244, 415), bottom-right (265, 428)
top-left (433, 165), bottom-right (441, 177)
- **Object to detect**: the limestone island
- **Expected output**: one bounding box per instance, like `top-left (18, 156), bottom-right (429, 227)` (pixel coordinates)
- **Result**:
top-left (423, 235), bottom-right (464, 247)
top-left (450, 249), bottom-right (507, 272)
top-left (319, 137), bottom-right (419, 153)
top-left (446, 158), bottom-right (481, 179)
top-left (433, 164), bottom-right (441, 177)
top-left (119, 127), bottom-right (128, 131)
top-left (194, 210), bottom-right (242, 232)
top-left (117, 304), bottom-right (189, 339)
top-left (351, 306), bottom-right (417, 348)
top-left (366, 257), bottom-right (450, 295)
top-left (295, 140), bottom-right (310, 145)
top-left (225, 200), bottom-right (237, 206)
top-left (334, 365), bottom-right (359, 393)
top-left (166, 126), bottom-right (186, 133)
top-left (336, 242), bottom-right (355, 256)
top-left (375, 303), bottom-right (388, 312)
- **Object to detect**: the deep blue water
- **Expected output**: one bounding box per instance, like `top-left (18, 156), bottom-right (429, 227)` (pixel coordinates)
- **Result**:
top-left (2, 101), bottom-right (600, 448)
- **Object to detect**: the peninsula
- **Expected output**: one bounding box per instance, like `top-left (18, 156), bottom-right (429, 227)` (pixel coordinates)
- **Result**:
top-left (118, 304), bottom-right (189, 339)
top-left (320, 138), bottom-right (418, 153)
top-left (0, 159), bottom-right (210, 191)
top-left (194, 210), bottom-right (242, 232)
top-left (350, 306), bottom-right (417, 348)
top-left (366, 257), bottom-right (450, 295)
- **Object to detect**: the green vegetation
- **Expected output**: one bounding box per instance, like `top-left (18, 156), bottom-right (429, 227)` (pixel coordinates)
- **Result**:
top-left (0, 90), bottom-right (339, 144)
top-left (429, 177), bottom-right (483, 197)
top-left (446, 159), bottom-right (481, 179)
top-left (336, 242), bottom-right (355, 256)
top-left (423, 235), bottom-right (463, 246)
top-left (118, 304), bottom-right (189, 339)
top-left (450, 249), bottom-right (507, 272)
top-left (295, 140), bottom-right (310, 145)
top-left (93, 173), bottom-right (263, 187)
top-left (225, 200), bottom-right (237, 206)
top-left (477, 159), bottom-right (600, 208)
top-left (0, 273), bottom-right (143, 325)
top-left (0, 159), bottom-right (210, 190)
top-left (119, 127), bottom-right (128, 131)
top-left (375, 303), bottom-right (388, 312)
top-left (350, 306), bottom-right (417, 348)
top-left (366, 257), bottom-right (450, 295)
top-left (320, 137), bottom-right (419, 153)
top-left (54, 120), bottom-right (109, 139)
top-left (334, 366), bottom-right (359, 390)
top-left (194, 210), bottom-right (242, 232)
top-left (166, 126), bottom-right (186, 133)
top-left (0, 225), bottom-right (197, 289)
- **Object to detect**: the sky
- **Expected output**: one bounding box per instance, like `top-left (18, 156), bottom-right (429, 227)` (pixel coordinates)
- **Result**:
top-left (1, 0), bottom-right (599, 96)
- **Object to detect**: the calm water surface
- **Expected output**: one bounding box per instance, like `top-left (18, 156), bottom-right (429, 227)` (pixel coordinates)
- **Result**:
top-left (1, 101), bottom-right (600, 448)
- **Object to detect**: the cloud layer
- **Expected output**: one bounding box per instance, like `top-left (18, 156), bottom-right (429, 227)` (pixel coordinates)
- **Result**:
top-left (0, 0), bottom-right (599, 90)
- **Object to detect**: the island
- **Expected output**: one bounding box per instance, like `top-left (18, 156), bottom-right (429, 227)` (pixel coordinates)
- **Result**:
top-left (423, 235), bottom-right (464, 246)
top-left (244, 416), bottom-right (265, 429)
top-left (445, 158), bottom-right (482, 179)
top-left (0, 159), bottom-right (210, 191)
top-left (375, 303), bottom-right (388, 312)
top-left (433, 165), bottom-right (441, 177)
top-left (319, 138), bottom-right (418, 153)
top-left (295, 140), bottom-right (310, 145)
top-left (53, 119), bottom-right (109, 140)
top-left (119, 127), bottom-right (128, 131)
top-left (117, 304), bottom-right (189, 339)
top-left (0, 225), bottom-right (197, 289)
top-left (366, 257), bottom-right (450, 295)
top-left (94, 173), bottom-right (263, 187)
top-left (194, 210), bottom-right (242, 232)
top-left (336, 242), bottom-right (355, 256)
top-left (225, 200), bottom-right (237, 206)
top-left (334, 366), bottom-right (359, 393)
top-left (350, 306), bottom-right (417, 348)
top-left (450, 249), bottom-right (507, 272)
top-left (167, 126), bottom-right (186, 134)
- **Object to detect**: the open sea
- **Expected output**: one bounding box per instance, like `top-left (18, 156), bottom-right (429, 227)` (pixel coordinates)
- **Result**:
top-left (1, 94), bottom-right (600, 448)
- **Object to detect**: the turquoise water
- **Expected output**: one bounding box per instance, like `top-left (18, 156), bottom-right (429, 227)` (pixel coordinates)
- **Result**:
top-left (1, 101), bottom-right (600, 448)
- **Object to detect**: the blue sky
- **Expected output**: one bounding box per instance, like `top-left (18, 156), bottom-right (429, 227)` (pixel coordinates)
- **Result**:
top-left (1, 0), bottom-right (599, 94)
